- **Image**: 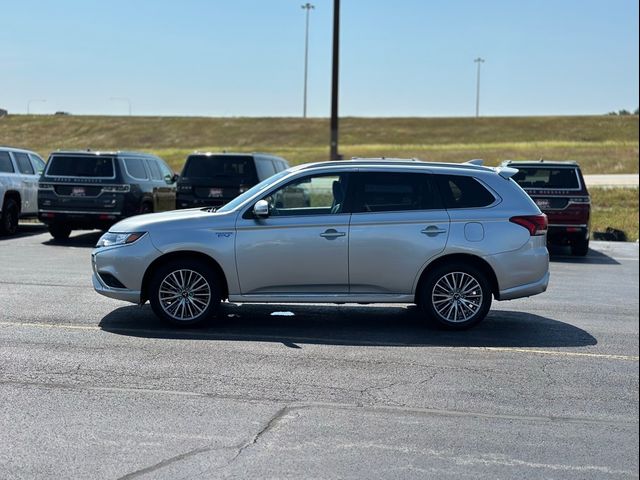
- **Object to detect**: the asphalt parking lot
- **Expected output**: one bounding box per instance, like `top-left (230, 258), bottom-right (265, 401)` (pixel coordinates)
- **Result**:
top-left (0, 225), bottom-right (638, 479)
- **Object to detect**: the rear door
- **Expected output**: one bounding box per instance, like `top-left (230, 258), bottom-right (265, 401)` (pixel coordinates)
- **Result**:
top-left (348, 170), bottom-right (449, 295)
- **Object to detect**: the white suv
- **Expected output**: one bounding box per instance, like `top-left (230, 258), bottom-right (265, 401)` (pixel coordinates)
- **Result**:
top-left (0, 146), bottom-right (46, 235)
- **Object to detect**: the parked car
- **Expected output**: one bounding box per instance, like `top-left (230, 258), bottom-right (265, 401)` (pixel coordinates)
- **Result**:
top-left (502, 160), bottom-right (590, 256)
top-left (92, 159), bottom-right (549, 329)
top-left (38, 150), bottom-right (177, 240)
top-left (176, 152), bottom-right (289, 209)
top-left (0, 146), bottom-right (46, 235)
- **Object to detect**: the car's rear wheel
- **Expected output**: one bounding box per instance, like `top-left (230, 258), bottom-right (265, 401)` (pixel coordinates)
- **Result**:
top-left (48, 224), bottom-right (72, 240)
top-left (571, 237), bottom-right (589, 256)
top-left (140, 202), bottom-right (153, 214)
top-left (419, 263), bottom-right (492, 329)
top-left (0, 198), bottom-right (19, 235)
top-left (149, 259), bottom-right (220, 326)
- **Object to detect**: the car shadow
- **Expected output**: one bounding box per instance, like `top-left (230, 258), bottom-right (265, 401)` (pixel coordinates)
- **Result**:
top-left (0, 223), bottom-right (48, 241)
top-left (42, 230), bottom-right (102, 248)
top-left (549, 245), bottom-right (620, 265)
top-left (99, 303), bottom-right (597, 349)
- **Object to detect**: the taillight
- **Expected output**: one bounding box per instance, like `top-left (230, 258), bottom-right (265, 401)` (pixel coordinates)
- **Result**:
top-left (510, 214), bottom-right (548, 236)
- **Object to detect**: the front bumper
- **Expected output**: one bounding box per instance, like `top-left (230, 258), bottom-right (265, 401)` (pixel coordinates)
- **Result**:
top-left (91, 233), bottom-right (161, 304)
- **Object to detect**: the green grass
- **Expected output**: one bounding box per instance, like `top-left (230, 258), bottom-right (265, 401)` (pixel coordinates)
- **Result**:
top-left (590, 187), bottom-right (639, 242)
top-left (0, 114), bottom-right (637, 174)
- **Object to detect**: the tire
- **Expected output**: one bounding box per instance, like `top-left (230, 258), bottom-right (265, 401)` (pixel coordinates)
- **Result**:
top-left (140, 202), bottom-right (153, 215)
top-left (419, 262), bottom-right (492, 330)
top-left (149, 259), bottom-right (221, 326)
top-left (48, 224), bottom-right (72, 240)
top-left (0, 198), bottom-right (19, 235)
top-left (571, 238), bottom-right (589, 257)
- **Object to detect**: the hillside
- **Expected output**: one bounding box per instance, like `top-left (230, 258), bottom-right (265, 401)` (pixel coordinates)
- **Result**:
top-left (0, 115), bottom-right (637, 174)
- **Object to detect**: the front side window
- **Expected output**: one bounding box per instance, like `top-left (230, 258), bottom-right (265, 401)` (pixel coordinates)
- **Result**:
top-left (29, 154), bottom-right (46, 174)
top-left (436, 174), bottom-right (495, 209)
top-left (146, 159), bottom-right (162, 180)
top-left (351, 172), bottom-right (443, 213)
top-left (0, 152), bottom-right (14, 173)
top-left (14, 152), bottom-right (34, 174)
top-left (124, 157), bottom-right (148, 180)
top-left (263, 173), bottom-right (348, 216)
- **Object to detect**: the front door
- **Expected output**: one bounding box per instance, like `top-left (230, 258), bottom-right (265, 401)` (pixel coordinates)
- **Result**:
top-left (348, 171), bottom-right (450, 295)
top-left (235, 172), bottom-right (351, 295)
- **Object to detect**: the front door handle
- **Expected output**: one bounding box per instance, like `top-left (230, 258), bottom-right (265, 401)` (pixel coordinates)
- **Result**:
top-left (320, 228), bottom-right (346, 239)
top-left (421, 226), bottom-right (447, 236)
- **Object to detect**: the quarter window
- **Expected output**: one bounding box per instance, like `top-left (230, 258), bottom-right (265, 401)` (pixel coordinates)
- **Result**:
top-left (124, 157), bottom-right (148, 180)
top-left (352, 172), bottom-right (443, 213)
top-left (263, 173), bottom-right (347, 216)
top-left (436, 175), bottom-right (495, 209)
top-left (15, 153), bottom-right (34, 174)
top-left (0, 152), bottom-right (14, 173)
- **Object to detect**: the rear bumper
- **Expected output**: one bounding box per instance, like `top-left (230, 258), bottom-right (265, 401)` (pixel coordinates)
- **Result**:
top-left (547, 224), bottom-right (589, 243)
top-left (39, 210), bottom-right (125, 229)
top-left (498, 271), bottom-right (550, 301)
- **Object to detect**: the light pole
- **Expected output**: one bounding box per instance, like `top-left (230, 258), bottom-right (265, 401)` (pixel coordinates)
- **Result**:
top-left (27, 99), bottom-right (46, 114)
top-left (329, 0), bottom-right (341, 160)
top-left (474, 57), bottom-right (485, 118)
top-left (301, 3), bottom-right (315, 118)
top-left (109, 97), bottom-right (132, 116)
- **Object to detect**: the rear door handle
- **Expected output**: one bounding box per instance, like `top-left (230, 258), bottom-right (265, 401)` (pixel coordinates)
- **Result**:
top-left (320, 228), bottom-right (346, 239)
top-left (421, 226), bottom-right (447, 236)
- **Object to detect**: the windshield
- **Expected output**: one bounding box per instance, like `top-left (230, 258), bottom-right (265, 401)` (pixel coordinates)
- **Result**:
top-left (182, 155), bottom-right (256, 178)
top-left (47, 155), bottom-right (115, 178)
top-left (217, 170), bottom-right (290, 213)
top-left (512, 167), bottom-right (580, 189)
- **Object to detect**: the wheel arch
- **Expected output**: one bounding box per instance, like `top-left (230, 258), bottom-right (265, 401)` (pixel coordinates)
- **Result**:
top-left (414, 253), bottom-right (500, 304)
top-left (2, 190), bottom-right (21, 212)
top-left (140, 250), bottom-right (229, 304)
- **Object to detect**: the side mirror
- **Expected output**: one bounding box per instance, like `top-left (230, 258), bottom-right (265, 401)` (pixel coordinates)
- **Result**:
top-left (253, 200), bottom-right (269, 218)
top-left (172, 173), bottom-right (179, 183)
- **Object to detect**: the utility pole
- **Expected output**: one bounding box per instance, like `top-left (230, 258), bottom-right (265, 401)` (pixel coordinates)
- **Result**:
top-left (330, 0), bottom-right (341, 160)
top-left (301, 3), bottom-right (315, 118)
top-left (474, 57), bottom-right (485, 118)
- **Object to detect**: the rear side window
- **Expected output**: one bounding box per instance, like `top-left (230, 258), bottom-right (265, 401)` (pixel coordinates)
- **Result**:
top-left (352, 172), bottom-right (443, 213)
top-left (436, 175), bottom-right (495, 209)
top-left (0, 152), bottom-right (14, 173)
top-left (14, 152), bottom-right (34, 174)
top-left (47, 155), bottom-right (115, 177)
top-left (512, 167), bottom-right (580, 189)
top-left (123, 157), bottom-right (148, 180)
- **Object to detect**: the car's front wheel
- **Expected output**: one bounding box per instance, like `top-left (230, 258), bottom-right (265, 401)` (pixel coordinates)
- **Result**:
top-left (149, 259), bottom-right (221, 326)
top-left (419, 263), bottom-right (492, 329)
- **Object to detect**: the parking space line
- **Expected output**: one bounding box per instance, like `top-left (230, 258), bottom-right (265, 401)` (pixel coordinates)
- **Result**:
top-left (1, 321), bottom-right (638, 361)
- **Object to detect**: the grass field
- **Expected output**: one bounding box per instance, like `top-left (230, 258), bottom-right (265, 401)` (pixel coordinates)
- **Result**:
top-left (590, 187), bottom-right (639, 242)
top-left (0, 115), bottom-right (637, 174)
top-left (1, 114), bottom-right (638, 240)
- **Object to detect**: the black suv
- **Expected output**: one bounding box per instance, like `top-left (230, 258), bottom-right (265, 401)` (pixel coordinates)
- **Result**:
top-left (176, 152), bottom-right (289, 209)
top-left (39, 151), bottom-right (177, 240)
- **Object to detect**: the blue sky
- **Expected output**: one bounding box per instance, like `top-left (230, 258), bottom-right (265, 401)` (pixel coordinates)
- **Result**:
top-left (1, 0), bottom-right (638, 117)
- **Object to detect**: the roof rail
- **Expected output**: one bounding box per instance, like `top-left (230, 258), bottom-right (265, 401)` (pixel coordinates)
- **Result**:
top-left (296, 158), bottom-right (493, 171)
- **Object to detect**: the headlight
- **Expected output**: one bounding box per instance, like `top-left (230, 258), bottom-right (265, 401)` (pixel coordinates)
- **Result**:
top-left (96, 232), bottom-right (146, 248)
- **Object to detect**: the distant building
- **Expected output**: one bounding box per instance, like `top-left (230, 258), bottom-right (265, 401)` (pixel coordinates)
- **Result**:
top-left (0, 108), bottom-right (7, 117)
top-left (54, 111), bottom-right (71, 116)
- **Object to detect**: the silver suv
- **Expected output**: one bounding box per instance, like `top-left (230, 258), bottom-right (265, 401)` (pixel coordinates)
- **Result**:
top-left (92, 159), bottom-right (549, 329)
